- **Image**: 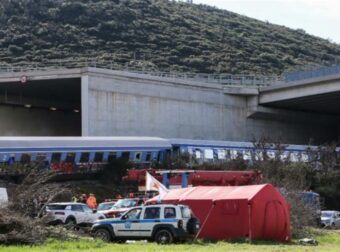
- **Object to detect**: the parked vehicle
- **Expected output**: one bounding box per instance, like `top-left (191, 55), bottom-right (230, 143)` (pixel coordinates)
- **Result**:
top-left (45, 202), bottom-right (105, 226)
top-left (321, 210), bottom-right (340, 228)
top-left (99, 198), bottom-right (144, 218)
top-left (91, 204), bottom-right (200, 244)
top-left (97, 201), bottom-right (117, 212)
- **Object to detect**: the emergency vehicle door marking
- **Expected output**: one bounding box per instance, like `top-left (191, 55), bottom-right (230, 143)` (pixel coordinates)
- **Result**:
top-left (124, 222), bottom-right (132, 229)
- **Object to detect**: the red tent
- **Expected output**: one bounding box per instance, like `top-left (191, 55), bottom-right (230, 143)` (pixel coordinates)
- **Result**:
top-left (147, 184), bottom-right (291, 242)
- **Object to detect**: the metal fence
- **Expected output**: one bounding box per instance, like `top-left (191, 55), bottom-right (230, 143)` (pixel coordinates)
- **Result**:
top-left (284, 65), bottom-right (340, 82)
top-left (0, 60), bottom-right (280, 87)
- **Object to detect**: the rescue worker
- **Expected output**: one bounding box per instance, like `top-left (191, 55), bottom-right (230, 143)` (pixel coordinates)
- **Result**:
top-left (86, 193), bottom-right (97, 209)
top-left (71, 195), bottom-right (78, 202)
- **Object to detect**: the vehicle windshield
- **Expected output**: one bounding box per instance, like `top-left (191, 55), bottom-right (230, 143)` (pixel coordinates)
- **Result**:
top-left (97, 202), bottom-right (115, 211)
top-left (83, 205), bottom-right (94, 213)
top-left (122, 208), bottom-right (142, 220)
top-left (322, 212), bottom-right (334, 218)
top-left (114, 199), bottom-right (137, 209)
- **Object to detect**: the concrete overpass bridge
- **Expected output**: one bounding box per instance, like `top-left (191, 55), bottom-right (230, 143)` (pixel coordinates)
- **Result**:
top-left (259, 72), bottom-right (340, 115)
top-left (0, 61), bottom-right (339, 144)
top-left (246, 66), bottom-right (340, 144)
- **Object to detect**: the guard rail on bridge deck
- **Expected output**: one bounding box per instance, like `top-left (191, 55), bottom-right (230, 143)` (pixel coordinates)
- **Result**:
top-left (0, 60), bottom-right (280, 87)
top-left (284, 65), bottom-right (340, 82)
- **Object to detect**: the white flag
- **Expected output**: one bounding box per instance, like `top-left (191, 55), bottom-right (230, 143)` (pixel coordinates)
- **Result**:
top-left (145, 172), bottom-right (169, 198)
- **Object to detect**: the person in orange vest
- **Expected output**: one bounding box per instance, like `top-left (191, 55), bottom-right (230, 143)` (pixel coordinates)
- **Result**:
top-left (86, 193), bottom-right (97, 209)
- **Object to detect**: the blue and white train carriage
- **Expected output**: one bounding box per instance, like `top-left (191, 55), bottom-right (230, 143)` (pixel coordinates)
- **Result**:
top-left (0, 136), bottom-right (324, 167)
top-left (0, 137), bottom-right (172, 165)
top-left (169, 138), bottom-right (314, 162)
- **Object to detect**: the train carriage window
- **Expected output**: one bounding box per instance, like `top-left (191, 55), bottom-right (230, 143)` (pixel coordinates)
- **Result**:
top-left (301, 153), bottom-right (309, 162)
top-left (188, 148), bottom-right (193, 155)
top-left (172, 147), bottom-right (180, 157)
top-left (157, 152), bottom-right (163, 162)
top-left (20, 154), bottom-right (31, 164)
top-left (290, 152), bottom-right (299, 162)
top-left (80, 153), bottom-right (89, 163)
top-left (230, 150), bottom-right (238, 159)
top-left (94, 152), bottom-right (104, 162)
top-left (146, 152), bottom-right (151, 162)
top-left (280, 151), bottom-right (289, 161)
top-left (266, 150), bottom-right (276, 160)
top-left (51, 153), bottom-right (61, 163)
top-left (151, 152), bottom-right (158, 161)
top-left (217, 149), bottom-right (226, 160)
top-left (121, 152), bottom-right (130, 161)
top-left (65, 153), bottom-right (76, 163)
top-left (0, 154), bottom-right (5, 163)
top-left (134, 152), bottom-right (142, 162)
top-left (243, 150), bottom-right (251, 160)
top-left (204, 149), bottom-right (214, 159)
top-left (180, 147), bottom-right (188, 154)
top-left (108, 152), bottom-right (117, 162)
top-left (6, 154), bottom-right (15, 165)
top-left (194, 150), bottom-right (201, 159)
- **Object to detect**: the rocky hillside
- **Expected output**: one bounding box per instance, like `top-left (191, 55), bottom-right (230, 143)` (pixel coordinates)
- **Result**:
top-left (1, 0), bottom-right (340, 74)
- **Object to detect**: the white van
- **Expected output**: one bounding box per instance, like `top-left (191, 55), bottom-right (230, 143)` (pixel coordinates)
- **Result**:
top-left (0, 187), bottom-right (8, 207)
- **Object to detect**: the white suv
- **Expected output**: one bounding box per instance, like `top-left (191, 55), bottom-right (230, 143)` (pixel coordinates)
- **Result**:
top-left (45, 202), bottom-right (105, 226)
top-left (321, 210), bottom-right (340, 228)
top-left (91, 204), bottom-right (200, 244)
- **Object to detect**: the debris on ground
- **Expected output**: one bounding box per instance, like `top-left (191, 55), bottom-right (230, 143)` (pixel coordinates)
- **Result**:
top-left (0, 169), bottom-right (77, 245)
top-left (299, 238), bottom-right (318, 246)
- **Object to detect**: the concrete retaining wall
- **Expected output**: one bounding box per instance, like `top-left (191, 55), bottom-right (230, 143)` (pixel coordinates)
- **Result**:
top-left (86, 71), bottom-right (337, 144)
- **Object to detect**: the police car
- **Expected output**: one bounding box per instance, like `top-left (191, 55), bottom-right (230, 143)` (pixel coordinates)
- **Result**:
top-left (91, 204), bottom-right (200, 244)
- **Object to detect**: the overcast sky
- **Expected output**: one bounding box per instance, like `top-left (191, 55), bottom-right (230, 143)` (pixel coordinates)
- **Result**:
top-left (194, 0), bottom-right (340, 44)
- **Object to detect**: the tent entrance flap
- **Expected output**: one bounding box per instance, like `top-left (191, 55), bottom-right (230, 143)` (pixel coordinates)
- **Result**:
top-left (262, 200), bottom-right (289, 241)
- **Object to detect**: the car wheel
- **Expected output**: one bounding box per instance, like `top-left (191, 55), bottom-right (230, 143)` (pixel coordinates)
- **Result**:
top-left (187, 217), bottom-right (200, 235)
top-left (155, 229), bottom-right (174, 244)
top-left (94, 229), bottom-right (112, 242)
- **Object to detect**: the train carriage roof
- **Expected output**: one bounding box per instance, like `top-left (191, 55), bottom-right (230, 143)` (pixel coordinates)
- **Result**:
top-left (0, 137), bottom-right (172, 152)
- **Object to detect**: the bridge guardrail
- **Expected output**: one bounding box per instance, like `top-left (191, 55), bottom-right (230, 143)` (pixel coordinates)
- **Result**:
top-left (284, 65), bottom-right (340, 82)
top-left (0, 60), bottom-right (280, 87)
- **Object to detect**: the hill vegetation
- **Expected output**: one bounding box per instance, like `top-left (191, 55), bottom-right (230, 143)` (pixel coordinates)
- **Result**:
top-left (1, 0), bottom-right (340, 75)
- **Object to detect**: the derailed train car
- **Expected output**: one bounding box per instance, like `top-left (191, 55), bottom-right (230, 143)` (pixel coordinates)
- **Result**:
top-left (0, 137), bottom-right (171, 172)
top-left (0, 137), bottom-right (330, 173)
